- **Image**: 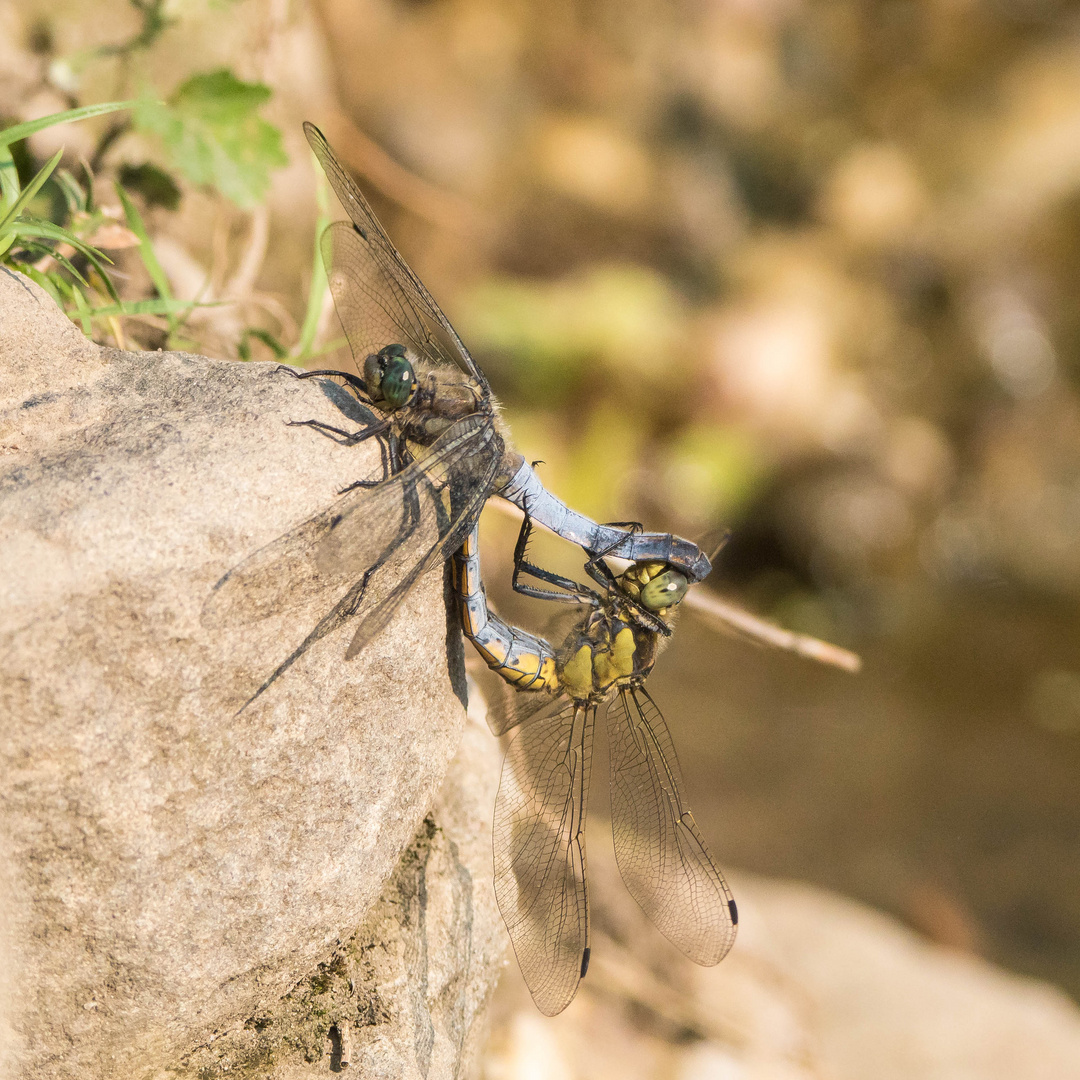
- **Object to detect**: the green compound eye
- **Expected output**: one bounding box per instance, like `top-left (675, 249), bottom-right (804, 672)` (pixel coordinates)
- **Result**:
top-left (380, 356), bottom-right (415, 408)
top-left (380, 360), bottom-right (412, 410)
top-left (364, 345), bottom-right (415, 409)
top-left (640, 570), bottom-right (688, 612)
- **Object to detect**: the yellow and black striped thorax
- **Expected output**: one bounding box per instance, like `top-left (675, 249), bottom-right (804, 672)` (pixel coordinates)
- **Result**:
top-left (555, 608), bottom-right (658, 704)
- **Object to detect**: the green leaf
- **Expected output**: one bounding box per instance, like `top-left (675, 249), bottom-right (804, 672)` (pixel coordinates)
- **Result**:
top-left (9, 217), bottom-right (122, 304)
top-left (0, 147), bottom-right (18, 218)
top-left (53, 168), bottom-right (88, 216)
top-left (134, 70), bottom-right (287, 208)
top-left (0, 101), bottom-right (138, 149)
top-left (67, 276), bottom-right (93, 335)
top-left (9, 217), bottom-right (111, 261)
top-left (292, 159), bottom-right (331, 361)
top-left (14, 263), bottom-right (65, 306)
top-left (25, 242), bottom-right (91, 287)
top-left (239, 327), bottom-right (288, 361)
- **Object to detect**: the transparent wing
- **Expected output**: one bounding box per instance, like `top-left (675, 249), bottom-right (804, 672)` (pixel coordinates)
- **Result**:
top-left (305, 122), bottom-right (488, 390)
top-left (493, 702), bottom-right (595, 1016)
top-left (607, 686), bottom-right (737, 966)
top-left (484, 679), bottom-right (566, 737)
top-left (203, 415), bottom-right (500, 702)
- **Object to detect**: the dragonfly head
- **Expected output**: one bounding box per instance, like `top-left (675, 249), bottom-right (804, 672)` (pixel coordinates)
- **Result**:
top-left (364, 343), bottom-right (417, 410)
top-left (617, 561), bottom-right (689, 621)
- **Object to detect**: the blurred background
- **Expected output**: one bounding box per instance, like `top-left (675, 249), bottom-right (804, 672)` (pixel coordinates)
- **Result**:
top-left (2, 0), bottom-right (1079, 1071)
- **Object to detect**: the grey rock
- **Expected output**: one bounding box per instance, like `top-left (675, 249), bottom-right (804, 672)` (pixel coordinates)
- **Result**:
top-left (0, 269), bottom-right (504, 1078)
top-left (163, 702), bottom-right (504, 1080)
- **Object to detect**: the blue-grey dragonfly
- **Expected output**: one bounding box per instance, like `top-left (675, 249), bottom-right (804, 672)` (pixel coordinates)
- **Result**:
top-left (203, 124), bottom-right (711, 708)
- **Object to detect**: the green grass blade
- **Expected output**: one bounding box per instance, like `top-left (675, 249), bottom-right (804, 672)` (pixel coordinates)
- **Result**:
top-left (67, 278), bottom-right (93, 336)
top-left (9, 218), bottom-right (122, 304)
top-left (0, 149), bottom-right (63, 232)
top-left (10, 218), bottom-right (115, 264)
top-left (115, 182), bottom-right (172, 302)
top-left (89, 298), bottom-right (211, 317)
top-left (0, 146), bottom-right (18, 218)
top-left (13, 263), bottom-right (64, 307)
top-left (292, 159), bottom-right (331, 361)
top-left (0, 101), bottom-right (140, 149)
top-left (39, 246), bottom-right (91, 287)
top-left (54, 168), bottom-right (88, 215)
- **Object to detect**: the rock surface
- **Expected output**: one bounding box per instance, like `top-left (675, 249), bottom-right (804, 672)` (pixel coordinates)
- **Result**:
top-left (0, 269), bottom-right (501, 1078)
top-left (167, 699), bottom-right (504, 1080)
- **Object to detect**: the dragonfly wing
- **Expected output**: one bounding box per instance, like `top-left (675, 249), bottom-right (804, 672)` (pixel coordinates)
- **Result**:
top-left (321, 221), bottom-right (429, 370)
top-left (607, 686), bottom-right (737, 966)
top-left (339, 440), bottom-right (499, 660)
top-left (202, 415), bottom-right (495, 632)
top-left (494, 702), bottom-right (595, 1016)
top-left (305, 122), bottom-right (488, 390)
top-left (484, 680), bottom-right (566, 737)
top-left (200, 484), bottom-right (391, 630)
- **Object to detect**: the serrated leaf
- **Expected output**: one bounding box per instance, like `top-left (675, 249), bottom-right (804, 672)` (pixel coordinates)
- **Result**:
top-left (134, 70), bottom-right (287, 208)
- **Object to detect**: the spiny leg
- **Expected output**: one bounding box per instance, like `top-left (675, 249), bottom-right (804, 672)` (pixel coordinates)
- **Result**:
top-left (286, 416), bottom-right (391, 447)
top-left (581, 522), bottom-right (671, 637)
top-left (512, 512), bottom-right (598, 606)
top-left (276, 364), bottom-right (368, 396)
top-left (581, 520), bottom-right (640, 594)
top-left (279, 362), bottom-right (388, 445)
top-left (336, 431), bottom-right (406, 495)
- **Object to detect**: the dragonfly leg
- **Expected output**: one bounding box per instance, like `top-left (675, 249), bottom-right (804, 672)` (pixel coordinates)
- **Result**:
top-left (286, 417), bottom-right (391, 446)
top-left (582, 552), bottom-right (621, 592)
top-left (512, 513), bottom-right (599, 606)
top-left (581, 533), bottom-right (672, 638)
top-left (276, 364), bottom-right (369, 396)
top-left (335, 477), bottom-right (382, 496)
top-left (332, 429), bottom-right (405, 496)
top-left (496, 459), bottom-right (713, 582)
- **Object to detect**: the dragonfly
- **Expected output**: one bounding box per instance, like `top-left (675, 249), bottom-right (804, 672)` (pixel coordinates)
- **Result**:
top-left (453, 514), bottom-right (738, 1015)
top-left (202, 123), bottom-right (712, 708)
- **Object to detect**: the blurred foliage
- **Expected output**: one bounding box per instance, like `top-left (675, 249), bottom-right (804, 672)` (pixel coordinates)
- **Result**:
top-left (116, 160), bottom-right (180, 210)
top-left (0, 103), bottom-right (197, 335)
top-left (0, 1), bottom-right (288, 351)
top-left (462, 265), bottom-right (685, 406)
top-left (134, 70), bottom-right (287, 209)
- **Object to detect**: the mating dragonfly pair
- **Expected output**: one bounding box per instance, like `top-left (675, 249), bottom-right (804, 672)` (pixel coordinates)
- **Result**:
top-left (205, 124), bottom-right (736, 1016)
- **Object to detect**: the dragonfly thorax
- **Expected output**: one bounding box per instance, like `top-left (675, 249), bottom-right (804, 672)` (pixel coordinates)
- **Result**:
top-left (557, 609), bottom-right (656, 703)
